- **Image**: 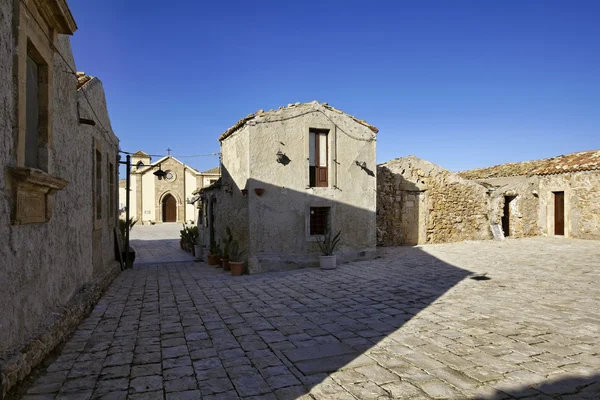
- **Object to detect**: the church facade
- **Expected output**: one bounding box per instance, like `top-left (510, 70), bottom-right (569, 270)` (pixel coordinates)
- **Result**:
top-left (119, 151), bottom-right (220, 224)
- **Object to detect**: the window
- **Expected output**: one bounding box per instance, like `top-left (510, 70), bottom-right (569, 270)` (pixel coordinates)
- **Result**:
top-left (310, 207), bottom-right (329, 235)
top-left (108, 160), bottom-right (115, 220)
top-left (25, 54), bottom-right (40, 169)
top-left (210, 179), bottom-right (217, 185)
top-left (95, 149), bottom-right (102, 220)
top-left (309, 129), bottom-right (328, 187)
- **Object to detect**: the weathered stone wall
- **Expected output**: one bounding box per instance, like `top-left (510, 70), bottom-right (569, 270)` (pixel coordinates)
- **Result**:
top-left (539, 171), bottom-right (600, 240)
top-left (211, 102), bottom-right (377, 273)
top-left (477, 176), bottom-right (540, 238)
top-left (77, 77), bottom-right (120, 275)
top-left (377, 156), bottom-right (491, 245)
top-left (207, 124), bottom-right (250, 259)
top-left (0, 27), bottom-right (120, 396)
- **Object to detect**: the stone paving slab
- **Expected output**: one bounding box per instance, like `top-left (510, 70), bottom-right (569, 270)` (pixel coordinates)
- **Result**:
top-left (129, 224), bottom-right (196, 264)
top-left (13, 237), bottom-right (600, 399)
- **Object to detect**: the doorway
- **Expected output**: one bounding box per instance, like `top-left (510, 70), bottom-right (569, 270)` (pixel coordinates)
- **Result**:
top-left (554, 191), bottom-right (565, 235)
top-left (162, 194), bottom-right (177, 222)
top-left (502, 196), bottom-right (516, 237)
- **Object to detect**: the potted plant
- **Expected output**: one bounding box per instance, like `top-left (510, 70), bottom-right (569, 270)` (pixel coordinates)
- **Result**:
top-left (119, 217), bottom-right (138, 266)
top-left (221, 227), bottom-right (234, 271)
top-left (186, 226), bottom-right (199, 256)
top-left (316, 230), bottom-right (341, 270)
top-left (207, 240), bottom-right (220, 265)
top-left (228, 240), bottom-right (245, 276)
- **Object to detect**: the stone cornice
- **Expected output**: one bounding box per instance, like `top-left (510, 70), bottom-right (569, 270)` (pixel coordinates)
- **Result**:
top-left (32, 0), bottom-right (78, 35)
top-left (7, 167), bottom-right (68, 192)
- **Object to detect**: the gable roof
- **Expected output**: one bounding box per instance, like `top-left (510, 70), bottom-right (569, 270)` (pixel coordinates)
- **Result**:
top-left (132, 150), bottom-right (150, 157)
top-left (458, 150), bottom-right (600, 180)
top-left (218, 101), bottom-right (378, 142)
top-left (201, 167), bottom-right (221, 175)
top-left (134, 155), bottom-right (200, 175)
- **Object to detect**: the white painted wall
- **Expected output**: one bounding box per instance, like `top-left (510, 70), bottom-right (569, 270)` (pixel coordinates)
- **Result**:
top-left (185, 169), bottom-right (197, 222)
top-left (141, 171), bottom-right (155, 222)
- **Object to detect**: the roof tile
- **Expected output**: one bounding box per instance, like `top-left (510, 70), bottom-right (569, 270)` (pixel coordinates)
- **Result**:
top-left (458, 150), bottom-right (600, 179)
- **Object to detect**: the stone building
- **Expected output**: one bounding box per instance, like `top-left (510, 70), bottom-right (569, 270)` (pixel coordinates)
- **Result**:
top-left (459, 149), bottom-right (600, 240)
top-left (0, 0), bottom-right (120, 395)
top-left (118, 151), bottom-right (220, 224)
top-left (198, 101), bottom-right (378, 273)
top-left (377, 156), bottom-right (491, 245)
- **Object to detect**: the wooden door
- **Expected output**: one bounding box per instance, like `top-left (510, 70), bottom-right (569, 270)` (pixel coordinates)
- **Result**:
top-left (554, 192), bottom-right (564, 235)
top-left (162, 194), bottom-right (177, 222)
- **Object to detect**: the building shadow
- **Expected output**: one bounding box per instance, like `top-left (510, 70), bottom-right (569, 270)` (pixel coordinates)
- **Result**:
top-left (191, 168), bottom-right (481, 396)
top-left (480, 374), bottom-right (600, 399)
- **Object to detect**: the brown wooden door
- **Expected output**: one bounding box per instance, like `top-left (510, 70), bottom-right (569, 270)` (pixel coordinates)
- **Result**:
top-left (162, 194), bottom-right (177, 222)
top-left (554, 192), bottom-right (564, 235)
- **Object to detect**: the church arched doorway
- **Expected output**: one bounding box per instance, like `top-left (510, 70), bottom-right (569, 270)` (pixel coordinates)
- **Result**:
top-left (162, 194), bottom-right (177, 222)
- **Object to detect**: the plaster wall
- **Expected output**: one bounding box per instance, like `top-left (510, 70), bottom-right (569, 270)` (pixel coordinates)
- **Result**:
top-left (141, 169), bottom-right (155, 222)
top-left (118, 183), bottom-right (126, 210)
top-left (216, 104), bottom-right (377, 273)
top-left (377, 156), bottom-right (491, 245)
top-left (77, 77), bottom-right (120, 275)
top-left (185, 168), bottom-right (196, 222)
top-left (129, 174), bottom-right (137, 218)
top-left (209, 125), bottom-right (250, 256)
top-left (539, 172), bottom-right (600, 240)
top-left (0, 33), bottom-right (119, 357)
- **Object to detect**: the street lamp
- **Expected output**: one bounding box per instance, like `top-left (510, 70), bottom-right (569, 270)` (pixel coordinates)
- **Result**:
top-left (137, 161), bottom-right (167, 180)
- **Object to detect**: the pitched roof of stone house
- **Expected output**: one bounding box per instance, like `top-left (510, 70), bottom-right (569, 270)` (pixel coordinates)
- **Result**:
top-left (134, 155), bottom-right (200, 175)
top-left (201, 167), bottom-right (221, 175)
top-left (458, 149), bottom-right (600, 180)
top-left (76, 72), bottom-right (94, 90)
top-left (218, 101), bottom-right (379, 142)
top-left (132, 150), bottom-right (150, 157)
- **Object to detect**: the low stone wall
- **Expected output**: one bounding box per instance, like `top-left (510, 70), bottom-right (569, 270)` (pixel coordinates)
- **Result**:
top-left (0, 263), bottom-right (120, 398)
top-left (378, 156), bottom-right (491, 245)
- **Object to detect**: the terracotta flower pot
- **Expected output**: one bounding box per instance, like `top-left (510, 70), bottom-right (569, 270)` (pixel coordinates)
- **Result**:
top-left (207, 253), bottom-right (220, 265)
top-left (230, 261), bottom-right (244, 276)
top-left (222, 258), bottom-right (230, 271)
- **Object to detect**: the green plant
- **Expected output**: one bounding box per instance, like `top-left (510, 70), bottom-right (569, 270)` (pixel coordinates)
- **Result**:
top-left (222, 227), bottom-right (234, 259)
top-left (187, 226), bottom-right (199, 245)
top-left (316, 230), bottom-right (341, 256)
top-left (119, 217), bottom-right (138, 238)
top-left (229, 240), bottom-right (245, 262)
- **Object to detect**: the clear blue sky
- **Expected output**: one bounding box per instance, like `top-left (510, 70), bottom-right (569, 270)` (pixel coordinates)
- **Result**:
top-left (68, 0), bottom-right (600, 174)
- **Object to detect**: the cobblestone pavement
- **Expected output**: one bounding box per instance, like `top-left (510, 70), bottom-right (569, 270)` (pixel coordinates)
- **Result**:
top-left (19, 238), bottom-right (600, 399)
top-left (130, 224), bottom-right (196, 264)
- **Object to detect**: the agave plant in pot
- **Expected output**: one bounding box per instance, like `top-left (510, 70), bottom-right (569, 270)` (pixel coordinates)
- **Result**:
top-left (228, 240), bottom-right (245, 276)
top-left (207, 240), bottom-right (221, 266)
top-left (316, 230), bottom-right (341, 270)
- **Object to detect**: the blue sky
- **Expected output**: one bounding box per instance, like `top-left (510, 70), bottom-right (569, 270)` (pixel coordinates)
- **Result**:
top-left (68, 0), bottom-right (600, 174)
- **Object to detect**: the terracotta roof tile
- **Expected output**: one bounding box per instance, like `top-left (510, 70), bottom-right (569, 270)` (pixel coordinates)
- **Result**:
top-left (218, 101), bottom-right (378, 142)
top-left (458, 150), bottom-right (600, 179)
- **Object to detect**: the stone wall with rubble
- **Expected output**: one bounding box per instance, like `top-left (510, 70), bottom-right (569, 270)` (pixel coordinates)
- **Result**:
top-left (539, 171), bottom-right (600, 240)
top-left (377, 156), bottom-right (491, 245)
top-left (474, 176), bottom-right (541, 238)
